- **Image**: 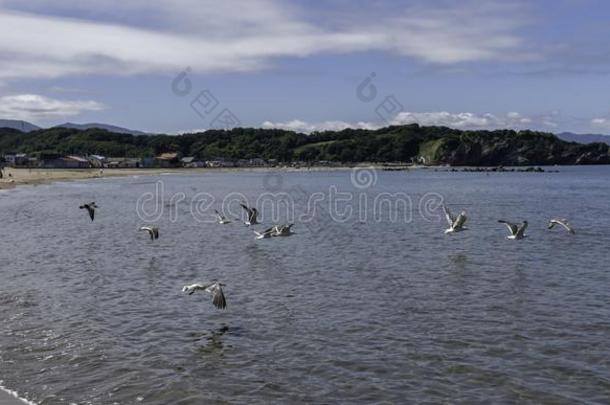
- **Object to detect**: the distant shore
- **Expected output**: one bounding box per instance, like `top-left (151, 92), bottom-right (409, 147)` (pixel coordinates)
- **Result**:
top-left (0, 163), bottom-right (579, 191)
top-left (0, 166), bottom-right (371, 190)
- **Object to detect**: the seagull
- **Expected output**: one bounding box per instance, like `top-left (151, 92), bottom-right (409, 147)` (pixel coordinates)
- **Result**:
top-left (443, 206), bottom-right (468, 234)
top-left (272, 223), bottom-right (295, 237)
top-left (79, 202), bottom-right (98, 221)
top-left (253, 227), bottom-right (275, 240)
top-left (548, 218), bottom-right (575, 234)
top-left (140, 226), bottom-right (159, 240)
top-left (214, 209), bottom-right (231, 224)
top-left (498, 220), bottom-right (528, 240)
top-left (182, 282), bottom-right (227, 309)
top-left (240, 203), bottom-right (259, 225)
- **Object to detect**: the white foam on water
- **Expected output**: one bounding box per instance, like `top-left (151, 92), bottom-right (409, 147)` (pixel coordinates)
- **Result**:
top-left (0, 380), bottom-right (38, 405)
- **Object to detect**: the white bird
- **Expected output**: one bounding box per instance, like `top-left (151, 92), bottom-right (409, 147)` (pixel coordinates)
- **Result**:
top-left (79, 202), bottom-right (98, 221)
top-left (498, 220), bottom-right (528, 240)
top-left (139, 226), bottom-right (159, 240)
top-left (214, 209), bottom-right (231, 224)
top-left (548, 218), bottom-right (575, 234)
top-left (182, 282), bottom-right (227, 309)
top-left (253, 227), bottom-right (275, 240)
top-left (272, 223), bottom-right (295, 237)
top-left (443, 206), bottom-right (468, 234)
top-left (240, 203), bottom-right (259, 225)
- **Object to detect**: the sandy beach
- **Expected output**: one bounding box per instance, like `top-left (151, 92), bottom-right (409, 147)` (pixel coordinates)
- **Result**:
top-left (0, 165), bottom-right (378, 191)
top-left (0, 168), bottom-right (179, 190)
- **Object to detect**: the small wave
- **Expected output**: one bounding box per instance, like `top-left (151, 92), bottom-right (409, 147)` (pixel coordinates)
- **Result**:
top-left (0, 380), bottom-right (38, 405)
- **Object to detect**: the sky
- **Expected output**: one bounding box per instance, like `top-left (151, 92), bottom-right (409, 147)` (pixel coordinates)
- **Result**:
top-left (1, 0), bottom-right (610, 134)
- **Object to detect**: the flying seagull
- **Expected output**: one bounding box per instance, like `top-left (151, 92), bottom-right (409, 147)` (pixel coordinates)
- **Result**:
top-left (214, 209), bottom-right (231, 224)
top-left (240, 203), bottom-right (259, 225)
top-left (254, 227), bottom-right (275, 240)
top-left (79, 202), bottom-right (98, 221)
top-left (443, 206), bottom-right (468, 234)
top-left (272, 223), bottom-right (295, 237)
top-left (498, 220), bottom-right (528, 240)
top-left (548, 218), bottom-right (575, 234)
top-left (140, 226), bottom-right (159, 240)
top-left (182, 282), bottom-right (227, 309)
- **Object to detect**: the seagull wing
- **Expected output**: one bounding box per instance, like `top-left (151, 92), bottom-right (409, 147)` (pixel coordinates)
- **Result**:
top-left (498, 220), bottom-right (518, 236)
top-left (443, 206), bottom-right (455, 227)
top-left (183, 283), bottom-right (207, 295)
top-left (140, 226), bottom-right (154, 240)
top-left (454, 212), bottom-right (467, 229)
top-left (250, 208), bottom-right (258, 223)
top-left (516, 221), bottom-right (528, 238)
top-left (87, 206), bottom-right (95, 221)
top-left (240, 203), bottom-right (252, 216)
top-left (205, 283), bottom-right (227, 309)
top-left (551, 219), bottom-right (574, 234)
top-left (153, 227), bottom-right (159, 239)
top-left (214, 209), bottom-right (224, 221)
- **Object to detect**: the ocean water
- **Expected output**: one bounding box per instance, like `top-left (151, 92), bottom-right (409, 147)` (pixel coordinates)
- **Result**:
top-left (1, 167), bottom-right (609, 404)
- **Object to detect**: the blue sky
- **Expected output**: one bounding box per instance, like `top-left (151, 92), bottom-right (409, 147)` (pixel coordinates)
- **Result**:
top-left (1, 0), bottom-right (610, 134)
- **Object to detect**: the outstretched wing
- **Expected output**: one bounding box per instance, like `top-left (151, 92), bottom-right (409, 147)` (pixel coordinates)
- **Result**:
top-left (498, 220), bottom-right (518, 235)
top-left (516, 221), bottom-right (528, 237)
top-left (87, 206), bottom-right (95, 221)
top-left (206, 283), bottom-right (227, 310)
top-left (443, 206), bottom-right (455, 227)
top-left (250, 207), bottom-right (258, 223)
top-left (453, 212), bottom-right (467, 229)
top-left (551, 219), bottom-right (574, 234)
top-left (240, 203), bottom-right (252, 216)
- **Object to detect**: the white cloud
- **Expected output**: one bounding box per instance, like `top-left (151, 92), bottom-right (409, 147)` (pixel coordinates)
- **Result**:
top-left (591, 117), bottom-right (610, 129)
top-left (391, 111), bottom-right (535, 130)
top-left (261, 119), bottom-right (379, 133)
top-left (0, 94), bottom-right (104, 120)
top-left (0, 0), bottom-right (528, 80)
top-left (261, 111), bottom-right (550, 133)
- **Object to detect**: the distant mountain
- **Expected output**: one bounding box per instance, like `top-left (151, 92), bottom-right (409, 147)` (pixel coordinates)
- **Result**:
top-left (55, 122), bottom-right (148, 135)
top-left (0, 119), bottom-right (40, 132)
top-left (1, 124), bottom-right (609, 165)
top-left (557, 132), bottom-right (610, 145)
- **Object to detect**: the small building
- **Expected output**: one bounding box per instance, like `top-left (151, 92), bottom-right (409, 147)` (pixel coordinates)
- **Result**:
top-left (26, 157), bottom-right (40, 168)
top-left (105, 157), bottom-right (142, 168)
top-left (65, 155), bottom-right (90, 168)
top-left (155, 152), bottom-right (181, 168)
top-left (249, 158), bottom-right (266, 166)
top-left (205, 158), bottom-right (236, 168)
top-left (181, 157), bottom-right (205, 168)
top-left (4, 153), bottom-right (29, 167)
top-left (88, 155), bottom-right (106, 168)
top-left (42, 155), bottom-right (90, 168)
top-left (142, 157), bottom-right (155, 168)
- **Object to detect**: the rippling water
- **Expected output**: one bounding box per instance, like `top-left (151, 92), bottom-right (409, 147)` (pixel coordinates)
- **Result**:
top-left (1, 167), bottom-right (610, 404)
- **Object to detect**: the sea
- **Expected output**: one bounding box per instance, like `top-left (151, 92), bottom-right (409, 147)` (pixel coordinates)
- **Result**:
top-left (1, 166), bottom-right (609, 404)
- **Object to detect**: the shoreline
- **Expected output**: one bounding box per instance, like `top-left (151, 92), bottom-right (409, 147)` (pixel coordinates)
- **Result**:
top-left (0, 164), bottom-right (602, 191)
top-left (0, 383), bottom-right (35, 405)
top-left (0, 166), bottom-right (369, 191)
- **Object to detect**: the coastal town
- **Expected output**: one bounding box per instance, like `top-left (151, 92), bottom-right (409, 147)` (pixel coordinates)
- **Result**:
top-left (0, 152), bottom-right (280, 170)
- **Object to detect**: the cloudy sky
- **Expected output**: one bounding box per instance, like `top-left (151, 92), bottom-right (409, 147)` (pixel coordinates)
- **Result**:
top-left (1, 0), bottom-right (610, 134)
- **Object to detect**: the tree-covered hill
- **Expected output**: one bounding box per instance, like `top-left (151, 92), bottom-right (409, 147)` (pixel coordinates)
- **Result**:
top-left (1, 124), bottom-right (609, 165)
